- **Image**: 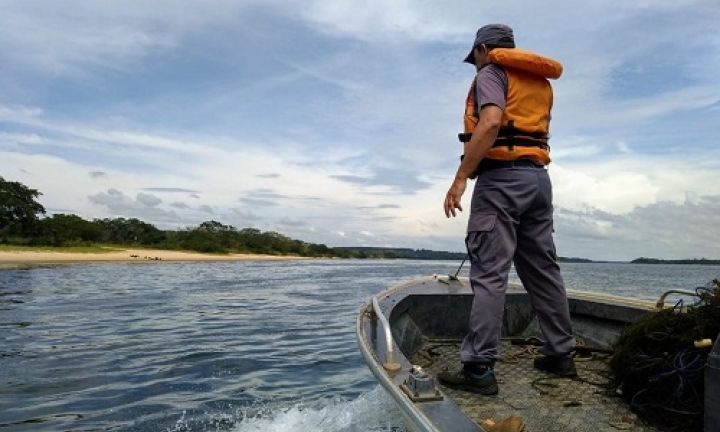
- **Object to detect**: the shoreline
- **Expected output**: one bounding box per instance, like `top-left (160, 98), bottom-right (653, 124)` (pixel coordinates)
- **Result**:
top-left (0, 248), bottom-right (309, 269)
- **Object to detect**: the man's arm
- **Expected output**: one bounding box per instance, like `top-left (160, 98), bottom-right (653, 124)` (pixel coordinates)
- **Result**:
top-left (457, 105), bottom-right (503, 181)
top-left (443, 105), bottom-right (503, 218)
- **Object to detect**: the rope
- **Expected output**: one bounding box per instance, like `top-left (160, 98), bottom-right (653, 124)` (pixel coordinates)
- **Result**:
top-left (450, 254), bottom-right (468, 280)
top-left (610, 279), bottom-right (720, 431)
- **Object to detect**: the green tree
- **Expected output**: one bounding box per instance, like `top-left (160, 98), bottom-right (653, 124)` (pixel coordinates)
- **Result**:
top-left (237, 228), bottom-right (265, 251)
top-left (174, 220), bottom-right (240, 253)
top-left (38, 214), bottom-right (103, 246)
top-left (0, 176), bottom-right (46, 239)
top-left (95, 217), bottom-right (165, 245)
top-left (307, 243), bottom-right (331, 257)
top-left (197, 220), bottom-right (235, 233)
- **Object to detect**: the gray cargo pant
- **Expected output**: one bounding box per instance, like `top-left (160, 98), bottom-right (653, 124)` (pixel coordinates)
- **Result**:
top-left (459, 163), bottom-right (575, 365)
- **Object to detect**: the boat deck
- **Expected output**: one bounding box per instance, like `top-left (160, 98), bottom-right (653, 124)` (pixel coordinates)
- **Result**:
top-left (411, 339), bottom-right (663, 432)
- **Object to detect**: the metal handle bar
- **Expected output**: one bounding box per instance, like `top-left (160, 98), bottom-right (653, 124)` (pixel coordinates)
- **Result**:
top-left (655, 289), bottom-right (700, 310)
top-left (372, 295), bottom-right (401, 372)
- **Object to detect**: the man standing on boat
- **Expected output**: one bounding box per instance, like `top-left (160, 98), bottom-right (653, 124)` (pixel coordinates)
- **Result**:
top-left (440, 24), bottom-right (576, 395)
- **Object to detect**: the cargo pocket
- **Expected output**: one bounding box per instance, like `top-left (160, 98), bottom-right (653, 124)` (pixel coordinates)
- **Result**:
top-left (465, 213), bottom-right (497, 264)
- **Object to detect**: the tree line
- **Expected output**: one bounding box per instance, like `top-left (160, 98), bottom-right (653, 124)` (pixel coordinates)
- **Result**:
top-left (0, 176), bottom-right (409, 258)
top-left (631, 257), bottom-right (720, 265)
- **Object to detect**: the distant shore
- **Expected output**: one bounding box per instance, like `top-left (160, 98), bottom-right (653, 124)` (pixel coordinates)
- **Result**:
top-left (0, 247), bottom-right (308, 269)
top-left (630, 257), bottom-right (720, 265)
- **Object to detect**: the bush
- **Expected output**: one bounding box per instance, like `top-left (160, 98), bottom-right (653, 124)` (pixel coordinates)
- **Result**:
top-left (36, 214), bottom-right (103, 246)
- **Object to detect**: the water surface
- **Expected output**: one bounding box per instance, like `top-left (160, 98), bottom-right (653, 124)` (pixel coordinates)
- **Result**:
top-left (1, 260), bottom-right (718, 431)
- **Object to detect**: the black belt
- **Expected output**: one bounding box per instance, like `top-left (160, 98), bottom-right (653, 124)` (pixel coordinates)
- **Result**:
top-left (494, 136), bottom-right (549, 150)
top-left (477, 158), bottom-right (545, 171)
top-left (458, 134), bottom-right (548, 148)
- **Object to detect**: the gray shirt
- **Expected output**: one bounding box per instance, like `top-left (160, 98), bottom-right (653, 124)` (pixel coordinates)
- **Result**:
top-left (475, 64), bottom-right (508, 112)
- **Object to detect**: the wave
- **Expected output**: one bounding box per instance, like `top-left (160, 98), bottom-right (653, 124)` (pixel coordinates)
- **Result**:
top-left (231, 386), bottom-right (405, 432)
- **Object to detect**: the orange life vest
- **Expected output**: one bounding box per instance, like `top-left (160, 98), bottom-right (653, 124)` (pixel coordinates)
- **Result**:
top-left (461, 48), bottom-right (563, 165)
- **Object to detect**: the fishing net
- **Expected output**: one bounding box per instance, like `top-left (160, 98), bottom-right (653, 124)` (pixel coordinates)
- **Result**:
top-left (610, 279), bottom-right (720, 431)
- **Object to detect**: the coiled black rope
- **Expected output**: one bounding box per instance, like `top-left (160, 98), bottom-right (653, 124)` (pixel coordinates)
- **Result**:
top-left (610, 279), bottom-right (720, 431)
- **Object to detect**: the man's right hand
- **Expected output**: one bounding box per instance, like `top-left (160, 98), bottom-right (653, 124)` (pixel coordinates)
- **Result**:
top-left (444, 177), bottom-right (467, 218)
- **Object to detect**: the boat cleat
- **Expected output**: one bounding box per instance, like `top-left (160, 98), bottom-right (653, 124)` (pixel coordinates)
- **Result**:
top-left (400, 366), bottom-right (444, 402)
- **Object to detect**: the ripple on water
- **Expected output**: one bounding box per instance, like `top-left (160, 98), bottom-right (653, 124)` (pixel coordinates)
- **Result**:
top-left (1, 260), bottom-right (718, 431)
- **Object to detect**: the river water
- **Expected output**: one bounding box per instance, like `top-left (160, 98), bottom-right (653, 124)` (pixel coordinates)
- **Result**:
top-left (1, 260), bottom-right (718, 431)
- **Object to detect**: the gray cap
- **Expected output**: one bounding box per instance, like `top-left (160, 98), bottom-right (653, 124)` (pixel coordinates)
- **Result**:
top-left (463, 24), bottom-right (515, 64)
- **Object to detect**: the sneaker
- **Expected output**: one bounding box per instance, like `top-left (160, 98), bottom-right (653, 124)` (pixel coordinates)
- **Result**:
top-left (533, 354), bottom-right (577, 377)
top-left (437, 364), bottom-right (498, 395)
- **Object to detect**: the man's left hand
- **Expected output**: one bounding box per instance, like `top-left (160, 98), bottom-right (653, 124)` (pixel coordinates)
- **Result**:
top-left (444, 178), bottom-right (467, 218)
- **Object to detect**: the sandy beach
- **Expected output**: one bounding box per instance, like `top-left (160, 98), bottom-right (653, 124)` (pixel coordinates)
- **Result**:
top-left (0, 248), bottom-right (307, 268)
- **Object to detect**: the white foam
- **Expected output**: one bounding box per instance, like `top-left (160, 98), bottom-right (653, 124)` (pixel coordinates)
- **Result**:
top-left (233, 386), bottom-right (405, 432)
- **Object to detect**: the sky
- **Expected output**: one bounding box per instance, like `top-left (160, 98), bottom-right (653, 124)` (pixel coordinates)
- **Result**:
top-left (1, 0), bottom-right (719, 261)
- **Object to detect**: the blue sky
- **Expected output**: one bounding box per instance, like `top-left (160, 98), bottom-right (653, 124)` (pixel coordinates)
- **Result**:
top-left (1, 0), bottom-right (719, 260)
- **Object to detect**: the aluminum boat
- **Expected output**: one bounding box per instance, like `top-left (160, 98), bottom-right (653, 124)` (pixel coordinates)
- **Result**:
top-left (356, 276), bottom-right (720, 432)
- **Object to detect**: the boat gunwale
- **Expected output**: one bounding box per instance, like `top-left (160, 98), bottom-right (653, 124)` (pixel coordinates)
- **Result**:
top-left (356, 293), bottom-right (441, 432)
top-left (356, 275), bottom-right (661, 432)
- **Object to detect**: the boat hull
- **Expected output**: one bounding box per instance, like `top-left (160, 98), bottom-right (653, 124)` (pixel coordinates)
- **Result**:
top-left (356, 276), bottom-right (713, 431)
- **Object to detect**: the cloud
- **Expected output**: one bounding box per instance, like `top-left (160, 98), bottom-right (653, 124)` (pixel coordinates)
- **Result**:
top-left (238, 197), bottom-right (278, 207)
top-left (369, 216), bottom-right (403, 222)
top-left (331, 175), bottom-right (371, 184)
top-left (277, 57), bottom-right (362, 92)
top-left (552, 167), bottom-right (659, 214)
top-left (88, 188), bottom-right (178, 222)
top-left (294, 1), bottom-right (462, 42)
top-left (238, 188), bottom-right (298, 207)
top-left (0, 105), bottom-right (222, 160)
top-left (0, 2), bottom-right (270, 77)
top-left (568, 85), bottom-right (720, 130)
top-left (1, 1), bottom-right (718, 260)
top-left (57, 127), bottom-right (214, 156)
top-left (551, 156), bottom-right (719, 214)
top-left (554, 195), bottom-right (720, 260)
top-left (0, 105), bottom-right (44, 122)
top-left (0, 131), bottom-right (45, 146)
top-left (357, 203), bottom-right (401, 210)
top-left (237, 188), bottom-right (331, 208)
top-left (231, 208), bottom-right (261, 221)
top-left (248, 188), bottom-right (286, 199)
top-left (89, 170), bottom-right (107, 178)
top-left (143, 187), bottom-right (199, 193)
top-left (136, 192), bottom-right (162, 207)
top-left (87, 189), bottom-right (132, 208)
top-left (616, 142), bottom-right (632, 154)
top-left (277, 217), bottom-right (307, 227)
top-left (198, 204), bottom-right (214, 214)
top-left (330, 167), bottom-right (432, 194)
